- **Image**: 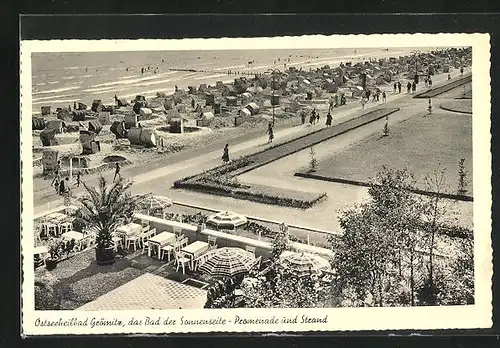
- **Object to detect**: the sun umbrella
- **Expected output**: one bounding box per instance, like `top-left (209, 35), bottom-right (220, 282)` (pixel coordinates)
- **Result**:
top-left (206, 211), bottom-right (247, 229)
top-left (199, 247), bottom-right (256, 279)
top-left (280, 252), bottom-right (332, 277)
top-left (136, 195), bottom-right (173, 217)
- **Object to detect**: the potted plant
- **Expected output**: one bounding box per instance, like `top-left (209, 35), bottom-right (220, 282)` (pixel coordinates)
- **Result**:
top-left (45, 238), bottom-right (62, 271)
top-left (75, 175), bottom-right (145, 266)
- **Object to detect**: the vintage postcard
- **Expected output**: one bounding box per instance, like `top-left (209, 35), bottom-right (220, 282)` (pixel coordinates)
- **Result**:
top-left (20, 34), bottom-right (492, 335)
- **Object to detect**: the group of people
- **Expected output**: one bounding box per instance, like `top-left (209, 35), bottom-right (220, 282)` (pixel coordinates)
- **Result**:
top-left (50, 160), bottom-right (80, 199)
top-left (49, 162), bottom-right (122, 198)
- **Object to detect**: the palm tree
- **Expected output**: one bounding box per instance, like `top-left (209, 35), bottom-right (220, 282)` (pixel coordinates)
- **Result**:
top-left (74, 174), bottom-right (144, 265)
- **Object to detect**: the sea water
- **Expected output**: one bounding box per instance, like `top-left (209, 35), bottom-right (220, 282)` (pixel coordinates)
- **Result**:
top-left (30, 47), bottom-right (427, 112)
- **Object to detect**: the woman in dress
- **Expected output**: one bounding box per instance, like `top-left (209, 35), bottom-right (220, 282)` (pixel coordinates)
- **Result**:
top-left (222, 143), bottom-right (230, 163)
top-left (267, 122), bottom-right (274, 143)
top-left (326, 112), bottom-right (332, 127)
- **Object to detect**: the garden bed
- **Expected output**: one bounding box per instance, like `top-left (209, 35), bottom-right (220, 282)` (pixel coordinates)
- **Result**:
top-left (296, 112), bottom-right (473, 197)
top-left (174, 107), bottom-right (401, 209)
top-left (440, 100), bottom-right (472, 114)
top-left (413, 74), bottom-right (472, 98)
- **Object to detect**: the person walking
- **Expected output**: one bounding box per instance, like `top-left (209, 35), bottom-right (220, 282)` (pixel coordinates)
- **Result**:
top-left (412, 81), bottom-right (417, 93)
top-left (315, 111), bottom-right (320, 124)
top-left (52, 173), bottom-right (60, 195)
top-left (397, 81), bottom-right (402, 94)
top-left (113, 162), bottom-right (121, 183)
top-left (406, 82), bottom-right (412, 93)
top-left (76, 171), bottom-right (82, 188)
top-left (460, 66), bottom-right (464, 76)
top-left (222, 143), bottom-right (230, 163)
top-left (326, 112), bottom-right (332, 127)
top-left (58, 176), bottom-right (66, 196)
top-left (360, 97), bottom-right (366, 110)
top-left (393, 82), bottom-right (397, 93)
top-left (448, 73), bottom-right (451, 80)
top-left (300, 111), bottom-right (306, 125)
top-left (63, 177), bottom-right (72, 205)
top-left (382, 91), bottom-right (387, 103)
top-left (428, 77), bottom-right (432, 87)
top-left (267, 122), bottom-right (274, 143)
top-left (310, 110), bottom-right (315, 125)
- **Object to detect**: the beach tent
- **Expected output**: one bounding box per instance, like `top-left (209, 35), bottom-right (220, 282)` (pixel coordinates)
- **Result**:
top-left (88, 120), bottom-right (103, 135)
top-left (91, 100), bottom-right (103, 112)
top-left (76, 102), bottom-right (87, 110)
top-left (32, 118), bottom-right (46, 130)
top-left (199, 112), bottom-right (214, 127)
top-left (41, 106), bottom-right (51, 116)
top-left (40, 129), bottom-right (58, 146)
top-left (45, 120), bottom-right (66, 133)
top-left (238, 108), bottom-right (251, 117)
top-left (241, 92), bottom-right (252, 100)
top-left (226, 96), bottom-right (237, 106)
top-left (124, 114), bottom-right (138, 129)
top-left (139, 108), bottom-right (153, 118)
top-left (98, 111), bottom-right (111, 125)
top-left (110, 121), bottom-right (127, 139)
top-left (72, 110), bottom-right (87, 122)
top-left (223, 85), bottom-right (237, 97)
top-left (204, 93), bottom-right (215, 106)
top-left (127, 127), bottom-right (157, 147)
top-left (245, 102), bottom-right (260, 115)
top-left (57, 109), bottom-right (73, 122)
top-left (133, 100), bottom-right (148, 114)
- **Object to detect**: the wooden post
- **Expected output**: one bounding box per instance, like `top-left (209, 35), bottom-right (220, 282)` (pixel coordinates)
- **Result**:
top-left (69, 156), bottom-right (73, 182)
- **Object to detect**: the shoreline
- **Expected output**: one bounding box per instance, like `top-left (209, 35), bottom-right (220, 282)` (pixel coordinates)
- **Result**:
top-left (31, 47), bottom-right (426, 113)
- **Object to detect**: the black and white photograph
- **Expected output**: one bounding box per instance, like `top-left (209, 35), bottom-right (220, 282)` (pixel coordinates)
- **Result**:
top-left (20, 34), bottom-right (492, 334)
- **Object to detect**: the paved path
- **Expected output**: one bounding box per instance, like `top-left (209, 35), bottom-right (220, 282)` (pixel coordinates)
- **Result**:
top-left (33, 68), bottom-right (470, 221)
top-left (77, 273), bottom-right (207, 311)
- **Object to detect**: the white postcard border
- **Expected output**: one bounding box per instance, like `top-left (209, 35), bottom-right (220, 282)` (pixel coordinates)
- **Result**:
top-left (20, 33), bottom-right (492, 335)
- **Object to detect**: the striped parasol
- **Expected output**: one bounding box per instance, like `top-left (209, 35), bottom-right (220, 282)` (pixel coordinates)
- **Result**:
top-left (280, 252), bottom-right (332, 277)
top-left (199, 247), bottom-right (256, 279)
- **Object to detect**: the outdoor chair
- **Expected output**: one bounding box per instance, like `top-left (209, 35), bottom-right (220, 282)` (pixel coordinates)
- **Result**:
top-left (251, 256), bottom-right (262, 270)
top-left (245, 245), bottom-right (256, 255)
top-left (173, 226), bottom-right (182, 238)
top-left (59, 221), bottom-right (73, 234)
top-left (174, 251), bottom-right (191, 274)
top-left (142, 225), bottom-right (150, 234)
top-left (111, 234), bottom-right (124, 251)
top-left (208, 236), bottom-right (218, 250)
top-left (42, 222), bottom-right (58, 237)
top-left (160, 244), bottom-right (175, 262)
top-left (126, 234), bottom-right (141, 251)
top-left (141, 228), bottom-right (156, 252)
top-left (194, 252), bottom-right (212, 272)
top-left (179, 236), bottom-right (189, 248)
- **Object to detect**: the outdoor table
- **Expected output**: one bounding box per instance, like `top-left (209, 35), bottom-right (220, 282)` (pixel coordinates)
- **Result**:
top-left (33, 245), bottom-right (50, 266)
top-left (148, 231), bottom-right (176, 259)
top-left (61, 230), bottom-right (88, 249)
top-left (182, 241), bottom-right (209, 270)
top-left (33, 245), bottom-right (49, 256)
top-left (46, 212), bottom-right (69, 224)
top-left (115, 223), bottom-right (142, 243)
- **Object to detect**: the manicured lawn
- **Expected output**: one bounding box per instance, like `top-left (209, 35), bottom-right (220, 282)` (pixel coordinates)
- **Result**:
top-left (310, 112), bottom-right (473, 195)
top-left (440, 100), bottom-right (472, 114)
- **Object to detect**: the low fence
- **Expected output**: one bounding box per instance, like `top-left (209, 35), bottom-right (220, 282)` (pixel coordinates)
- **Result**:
top-left (134, 213), bottom-right (334, 261)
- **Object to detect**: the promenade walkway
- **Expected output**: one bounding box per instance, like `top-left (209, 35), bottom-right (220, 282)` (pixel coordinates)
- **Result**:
top-left (33, 67), bottom-right (470, 219)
